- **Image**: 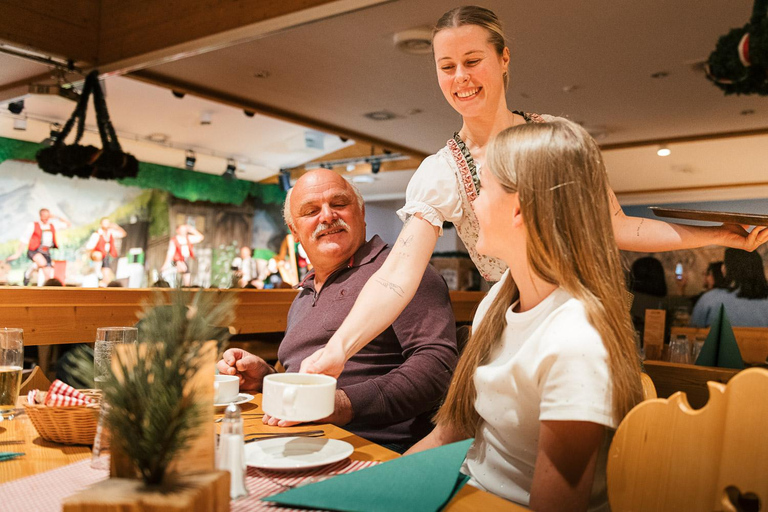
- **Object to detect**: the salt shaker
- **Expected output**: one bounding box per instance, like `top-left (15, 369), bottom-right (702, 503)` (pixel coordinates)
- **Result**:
top-left (216, 403), bottom-right (248, 499)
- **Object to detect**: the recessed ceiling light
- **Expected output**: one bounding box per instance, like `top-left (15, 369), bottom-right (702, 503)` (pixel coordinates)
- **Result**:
top-left (352, 175), bottom-right (375, 184)
top-left (364, 110), bottom-right (397, 121)
top-left (393, 28), bottom-right (433, 55)
top-left (253, 70), bottom-right (270, 79)
top-left (657, 145), bottom-right (671, 157)
top-left (651, 71), bottom-right (669, 79)
top-left (146, 133), bottom-right (170, 143)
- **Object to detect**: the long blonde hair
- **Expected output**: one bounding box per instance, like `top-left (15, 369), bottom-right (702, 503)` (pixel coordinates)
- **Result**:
top-left (433, 6), bottom-right (509, 89)
top-left (435, 118), bottom-right (642, 437)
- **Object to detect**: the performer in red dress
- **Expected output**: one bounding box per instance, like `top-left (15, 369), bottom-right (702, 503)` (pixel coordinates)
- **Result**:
top-left (161, 224), bottom-right (204, 286)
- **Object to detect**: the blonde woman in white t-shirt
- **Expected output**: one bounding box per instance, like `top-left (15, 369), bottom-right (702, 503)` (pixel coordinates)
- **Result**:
top-left (406, 118), bottom-right (642, 511)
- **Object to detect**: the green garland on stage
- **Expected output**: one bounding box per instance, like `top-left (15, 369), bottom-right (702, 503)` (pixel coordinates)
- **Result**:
top-left (0, 136), bottom-right (285, 206)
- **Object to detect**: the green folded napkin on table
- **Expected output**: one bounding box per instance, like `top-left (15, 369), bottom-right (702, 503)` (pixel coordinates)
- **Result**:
top-left (265, 438), bottom-right (474, 512)
top-left (0, 452), bottom-right (24, 462)
top-left (695, 304), bottom-right (744, 369)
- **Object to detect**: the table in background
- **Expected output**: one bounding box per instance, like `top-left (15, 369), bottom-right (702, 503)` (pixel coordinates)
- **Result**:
top-left (0, 394), bottom-right (523, 511)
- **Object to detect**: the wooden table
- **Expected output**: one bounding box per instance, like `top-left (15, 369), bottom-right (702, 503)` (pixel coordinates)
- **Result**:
top-left (0, 395), bottom-right (524, 511)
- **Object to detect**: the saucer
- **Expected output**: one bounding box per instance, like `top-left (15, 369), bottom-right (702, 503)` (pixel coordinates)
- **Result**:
top-left (245, 437), bottom-right (354, 470)
top-left (214, 393), bottom-right (255, 408)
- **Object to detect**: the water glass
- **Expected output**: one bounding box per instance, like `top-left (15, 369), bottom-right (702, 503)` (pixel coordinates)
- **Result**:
top-left (92, 327), bottom-right (137, 469)
top-left (94, 327), bottom-right (138, 388)
top-left (668, 334), bottom-right (691, 364)
top-left (691, 335), bottom-right (706, 363)
top-left (0, 328), bottom-right (23, 420)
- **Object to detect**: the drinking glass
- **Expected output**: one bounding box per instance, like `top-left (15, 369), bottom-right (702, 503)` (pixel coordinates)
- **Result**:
top-left (691, 335), bottom-right (706, 364)
top-left (92, 327), bottom-right (137, 469)
top-left (94, 327), bottom-right (138, 388)
top-left (668, 334), bottom-right (691, 364)
top-left (0, 328), bottom-right (23, 420)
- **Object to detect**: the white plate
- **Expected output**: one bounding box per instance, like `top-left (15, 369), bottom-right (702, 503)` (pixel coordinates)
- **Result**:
top-left (214, 393), bottom-right (255, 408)
top-left (245, 437), bottom-right (354, 470)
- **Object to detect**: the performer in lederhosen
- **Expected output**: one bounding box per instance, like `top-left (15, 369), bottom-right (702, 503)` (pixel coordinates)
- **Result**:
top-left (86, 217), bottom-right (127, 285)
top-left (6, 208), bottom-right (70, 286)
top-left (161, 224), bottom-right (204, 286)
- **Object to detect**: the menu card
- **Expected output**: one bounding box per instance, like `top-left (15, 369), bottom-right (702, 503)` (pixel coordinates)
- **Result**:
top-left (643, 309), bottom-right (666, 360)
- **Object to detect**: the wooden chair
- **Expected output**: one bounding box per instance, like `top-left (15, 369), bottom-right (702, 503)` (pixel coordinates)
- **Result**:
top-left (640, 372), bottom-right (657, 400)
top-left (19, 366), bottom-right (52, 396)
top-left (607, 367), bottom-right (768, 511)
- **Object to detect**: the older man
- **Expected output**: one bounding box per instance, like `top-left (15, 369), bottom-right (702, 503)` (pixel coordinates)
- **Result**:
top-left (218, 169), bottom-right (458, 450)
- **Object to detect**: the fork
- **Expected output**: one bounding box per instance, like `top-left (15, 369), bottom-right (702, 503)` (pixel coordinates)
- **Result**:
top-left (244, 430), bottom-right (325, 443)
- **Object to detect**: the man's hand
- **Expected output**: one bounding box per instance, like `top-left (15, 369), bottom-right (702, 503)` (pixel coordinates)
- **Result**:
top-left (262, 389), bottom-right (354, 428)
top-left (721, 224), bottom-right (768, 252)
top-left (216, 348), bottom-right (274, 392)
top-left (299, 344), bottom-right (347, 379)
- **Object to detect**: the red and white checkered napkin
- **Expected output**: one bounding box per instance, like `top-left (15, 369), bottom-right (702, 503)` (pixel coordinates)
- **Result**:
top-left (232, 459), bottom-right (380, 512)
top-left (27, 380), bottom-right (94, 407)
top-left (0, 455), bottom-right (378, 512)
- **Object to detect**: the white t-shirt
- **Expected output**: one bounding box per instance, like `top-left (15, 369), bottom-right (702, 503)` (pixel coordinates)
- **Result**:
top-left (463, 270), bottom-right (615, 511)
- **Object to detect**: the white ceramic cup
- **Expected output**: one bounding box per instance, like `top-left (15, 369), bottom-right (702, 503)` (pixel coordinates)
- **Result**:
top-left (262, 373), bottom-right (336, 422)
top-left (214, 374), bottom-right (240, 404)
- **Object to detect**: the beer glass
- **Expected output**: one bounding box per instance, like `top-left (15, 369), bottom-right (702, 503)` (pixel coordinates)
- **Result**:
top-left (0, 328), bottom-right (23, 420)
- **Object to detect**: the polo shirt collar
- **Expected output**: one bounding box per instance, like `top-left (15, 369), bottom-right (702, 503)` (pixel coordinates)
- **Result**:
top-left (296, 235), bottom-right (388, 290)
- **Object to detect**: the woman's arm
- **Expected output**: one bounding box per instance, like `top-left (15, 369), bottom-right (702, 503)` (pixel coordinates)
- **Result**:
top-left (301, 215), bottom-right (440, 378)
top-left (405, 422), bottom-right (468, 455)
top-left (529, 420), bottom-right (605, 512)
top-left (609, 190), bottom-right (768, 252)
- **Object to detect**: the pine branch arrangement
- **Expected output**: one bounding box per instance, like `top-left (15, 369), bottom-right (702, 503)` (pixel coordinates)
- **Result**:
top-left (99, 290), bottom-right (235, 485)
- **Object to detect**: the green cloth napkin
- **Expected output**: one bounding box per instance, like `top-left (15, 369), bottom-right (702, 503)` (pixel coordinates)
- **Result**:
top-left (265, 438), bottom-right (474, 512)
top-left (695, 304), bottom-right (745, 369)
top-left (0, 452), bottom-right (24, 462)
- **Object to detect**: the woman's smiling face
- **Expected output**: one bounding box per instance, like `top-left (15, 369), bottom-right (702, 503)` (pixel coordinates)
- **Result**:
top-left (433, 25), bottom-right (510, 119)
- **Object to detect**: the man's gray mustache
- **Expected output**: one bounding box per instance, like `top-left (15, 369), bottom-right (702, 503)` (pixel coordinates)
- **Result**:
top-left (311, 219), bottom-right (350, 241)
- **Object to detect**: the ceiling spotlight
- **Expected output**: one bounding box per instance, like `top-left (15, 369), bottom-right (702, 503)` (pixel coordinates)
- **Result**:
top-left (8, 100), bottom-right (24, 115)
top-left (13, 117), bottom-right (27, 131)
top-left (657, 145), bottom-right (671, 157)
top-left (244, 110), bottom-right (255, 117)
top-left (371, 160), bottom-right (381, 174)
top-left (222, 158), bottom-right (237, 180)
top-left (346, 163), bottom-right (356, 172)
top-left (185, 150), bottom-right (196, 170)
top-left (172, 90), bottom-right (185, 99)
top-left (41, 123), bottom-right (61, 146)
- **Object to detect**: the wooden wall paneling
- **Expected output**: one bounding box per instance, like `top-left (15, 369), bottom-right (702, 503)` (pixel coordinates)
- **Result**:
top-left (0, 0), bottom-right (99, 63)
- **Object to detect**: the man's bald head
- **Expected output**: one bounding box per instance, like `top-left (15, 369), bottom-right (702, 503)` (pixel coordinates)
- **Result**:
top-left (283, 169), bottom-right (364, 228)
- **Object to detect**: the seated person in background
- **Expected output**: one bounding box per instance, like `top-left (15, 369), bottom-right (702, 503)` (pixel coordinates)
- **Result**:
top-left (691, 248), bottom-right (768, 327)
top-left (406, 119), bottom-right (642, 511)
top-left (690, 260), bottom-right (727, 307)
top-left (217, 169), bottom-right (458, 451)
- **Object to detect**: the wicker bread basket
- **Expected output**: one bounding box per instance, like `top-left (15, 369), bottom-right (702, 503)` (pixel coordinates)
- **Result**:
top-left (24, 389), bottom-right (102, 445)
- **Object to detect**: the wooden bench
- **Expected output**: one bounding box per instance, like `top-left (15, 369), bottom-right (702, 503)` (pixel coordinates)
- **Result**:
top-left (643, 360), bottom-right (741, 409)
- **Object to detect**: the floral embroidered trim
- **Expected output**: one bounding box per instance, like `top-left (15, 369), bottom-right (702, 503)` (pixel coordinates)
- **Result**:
top-left (447, 137), bottom-right (478, 202)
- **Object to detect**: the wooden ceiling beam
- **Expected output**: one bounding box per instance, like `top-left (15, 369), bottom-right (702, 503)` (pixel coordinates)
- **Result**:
top-left (0, 0), bottom-right (99, 64)
top-left (127, 70), bottom-right (429, 161)
top-left (97, 0), bottom-right (392, 74)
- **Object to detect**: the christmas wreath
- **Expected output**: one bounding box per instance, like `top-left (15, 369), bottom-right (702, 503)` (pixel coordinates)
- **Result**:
top-left (706, 0), bottom-right (768, 95)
